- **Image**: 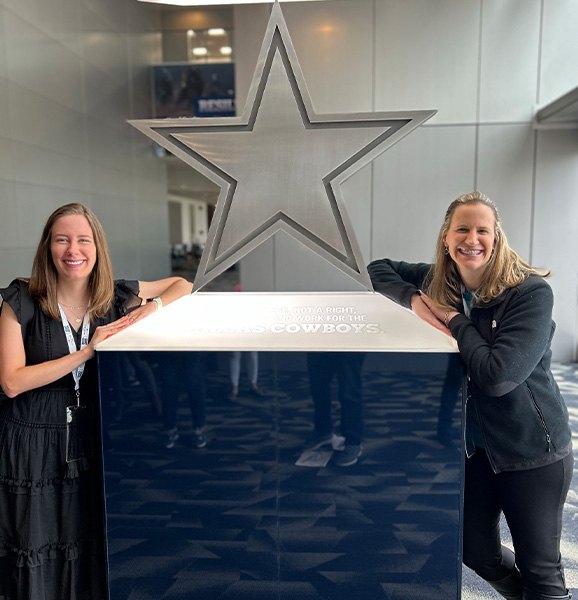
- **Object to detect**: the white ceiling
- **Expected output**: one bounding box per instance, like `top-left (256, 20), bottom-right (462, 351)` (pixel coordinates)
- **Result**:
top-left (139, 0), bottom-right (328, 6)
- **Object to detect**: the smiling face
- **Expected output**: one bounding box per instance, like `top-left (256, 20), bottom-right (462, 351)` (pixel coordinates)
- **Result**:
top-left (50, 214), bottom-right (97, 283)
top-left (443, 203), bottom-right (496, 289)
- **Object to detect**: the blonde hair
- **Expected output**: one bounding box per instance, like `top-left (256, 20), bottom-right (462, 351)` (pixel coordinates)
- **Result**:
top-left (28, 203), bottom-right (114, 321)
top-left (425, 191), bottom-right (547, 306)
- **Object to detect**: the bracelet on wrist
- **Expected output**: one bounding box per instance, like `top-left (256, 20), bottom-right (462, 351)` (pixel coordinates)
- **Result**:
top-left (148, 296), bottom-right (163, 311)
top-left (444, 310), bottom-right (451, 327)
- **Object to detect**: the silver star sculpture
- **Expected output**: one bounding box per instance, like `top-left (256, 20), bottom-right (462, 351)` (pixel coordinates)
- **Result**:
top-left (130, 2), bottom-right (435, 292)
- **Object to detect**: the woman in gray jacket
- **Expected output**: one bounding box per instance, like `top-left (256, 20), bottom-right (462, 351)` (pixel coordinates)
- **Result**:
top-left (368, 191), bottom-right (572, 600)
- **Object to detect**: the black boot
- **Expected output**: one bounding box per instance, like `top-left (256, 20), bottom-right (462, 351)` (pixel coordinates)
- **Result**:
top-left (522, 591), bottom-right (572, 600)
top-left (487, 567), bottom-right (524, 600)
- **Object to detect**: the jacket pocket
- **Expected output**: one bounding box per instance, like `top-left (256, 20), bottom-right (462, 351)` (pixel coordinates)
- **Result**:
top-left (526, 384), bottom-right (553, 452)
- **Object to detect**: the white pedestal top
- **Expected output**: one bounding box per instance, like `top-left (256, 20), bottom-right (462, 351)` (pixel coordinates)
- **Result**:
top-left (96, 292), bottom-right (458, 353)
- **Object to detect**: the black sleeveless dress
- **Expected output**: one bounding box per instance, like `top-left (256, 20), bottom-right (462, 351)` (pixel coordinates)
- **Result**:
top-left (0, 279), bottom-right (140, 600)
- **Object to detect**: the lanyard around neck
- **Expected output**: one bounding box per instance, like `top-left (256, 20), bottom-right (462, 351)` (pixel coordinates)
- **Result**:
top-left (462, 288), bottom-right (474, 317)
top-left (57, 304), bottom-right (90, 396)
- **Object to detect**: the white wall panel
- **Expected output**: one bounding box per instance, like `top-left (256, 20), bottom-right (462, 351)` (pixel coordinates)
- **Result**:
top-left (3, 11), bottom-right (84, 110)
top-left (81, 0), bottom-right (127, 35)
top-left (82, 61), bottom-right (130, 122)
top-left (109, 241), bottom-right (140, 281)
top-left (0, 136), bottom-right (14, 179)
top-left (84, 69), bottom-right (132, 125)
top-left (371, 124), bottom-right (477, 263)
top-left (0, 10), bottom-right (9, 137)
top-left (477, 124), bottom-right (535, 259)
top-left (0, 80), bottom-right (8, 137)
top-left (239, 238), bottom-right (276, 292)
top-left (540, 0), bottom-right (578, 107)
top-left (85, 116), bottom-right (133, 172)
top-left (272, 232), bottom-right (367, 292)
top-left (80, 30), bottom-right (128, 84)
top-left (8, 83), bottom-right (86, 158)
top-left (0, 182), bottom-right (17, 247)
top-left (91, 195), bottom-right (138, 244)
top-left (2, 0), bottom-right (81, 52)
top-left (375, 0), bottom-right (480, 124)
top-left (11, 141), bottom-right (88, 190)
top-left (533, 129), bottom-right (578, 361)
top-left (342, 167), bottom-right (372, 262)
top-left (283, 0), bottom-right (374, 113)
top-left (479, 0), bottom-right (541, 122)
top-left (133, 198), bottom-right (168, 243)
top-left (87, 163), bottom-right (133, 198)
top-left (125, 243), bottom-right (170, 281)
top-left (0, 247), bottom-right (35, 284)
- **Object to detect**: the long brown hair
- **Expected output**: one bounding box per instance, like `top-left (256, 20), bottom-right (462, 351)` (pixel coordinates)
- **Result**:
top-left (425, 191), bottom-right (547, 306)
top-left (28, 203), bottom-right (114, 321)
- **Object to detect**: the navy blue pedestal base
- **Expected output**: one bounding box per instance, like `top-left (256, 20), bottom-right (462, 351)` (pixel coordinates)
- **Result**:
top-left (98, 351), bottom-right (463, 600)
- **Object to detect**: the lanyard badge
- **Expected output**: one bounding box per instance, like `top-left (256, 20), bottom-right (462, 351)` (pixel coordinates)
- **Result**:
top-left (58, 305), bottom-right (92, 463)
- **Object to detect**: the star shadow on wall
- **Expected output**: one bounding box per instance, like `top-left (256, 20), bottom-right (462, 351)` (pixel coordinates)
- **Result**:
top-left (130, 2), bottom-right (436, 292)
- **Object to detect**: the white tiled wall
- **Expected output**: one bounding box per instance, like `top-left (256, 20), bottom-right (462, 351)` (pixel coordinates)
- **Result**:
top-left (533, 129), bottom-right (578, 360)
top-left (375, 0), bottom-right (480, 124)
top-left (479, 0), bottom-right (541, 123)
top-left (0, 0), bottom-right (168, 289)
top-left (234, 0), bottom-right (578, 361)
top-left (540, 0), bottom-right (578, 106)
top-left (283, 0), bottom-right (375, 114)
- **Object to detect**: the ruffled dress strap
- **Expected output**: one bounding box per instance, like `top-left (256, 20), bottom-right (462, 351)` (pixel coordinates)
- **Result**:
top-left (0, 278), bottom-right (35, 334)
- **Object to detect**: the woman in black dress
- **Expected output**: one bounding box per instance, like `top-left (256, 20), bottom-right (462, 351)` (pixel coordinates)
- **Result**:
top-left (368, 192), bottom-right (573, 600)
top-left (0, 203), bottom-right (192, 599)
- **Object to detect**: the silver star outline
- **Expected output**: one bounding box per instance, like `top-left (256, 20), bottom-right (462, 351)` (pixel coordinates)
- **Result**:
top-left (130, 2), bottom-right (436, 292)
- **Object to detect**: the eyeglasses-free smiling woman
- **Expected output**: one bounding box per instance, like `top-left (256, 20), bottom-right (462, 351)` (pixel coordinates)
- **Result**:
top-left (368, 191), bottom-right (573, 600)
top-left (0, 203), bottom-right (192, 600)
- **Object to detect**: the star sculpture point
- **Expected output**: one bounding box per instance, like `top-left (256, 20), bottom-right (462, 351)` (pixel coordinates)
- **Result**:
top-left (130, 2), bottom-right (436, 292)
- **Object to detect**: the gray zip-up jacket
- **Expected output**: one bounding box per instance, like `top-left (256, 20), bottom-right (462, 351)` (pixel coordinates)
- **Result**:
top-left (368, 258), bottom-right (572, 473)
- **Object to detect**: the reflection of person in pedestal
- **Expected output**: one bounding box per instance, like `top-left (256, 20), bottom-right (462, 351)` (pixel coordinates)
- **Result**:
top-left (436, 358), bottom-right (464, 447)
top-left (153, 352), bottom-right (207, 449)
top-left (305, 351), bottom-right (366, 467)
top-left (103, 353), bottom-right (163, 425)
top-left (227, 282), bottom-right (265, 400)
top-left (368, 191), bottom-right (573, 600)
top-left (228, 351), bottom-right (263, 400)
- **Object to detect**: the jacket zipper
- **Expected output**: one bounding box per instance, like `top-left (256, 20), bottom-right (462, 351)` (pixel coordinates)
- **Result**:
top-left (527, 385), bottom-right (552, 452)
top-left (464, 376), bottom-right (475, 458)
